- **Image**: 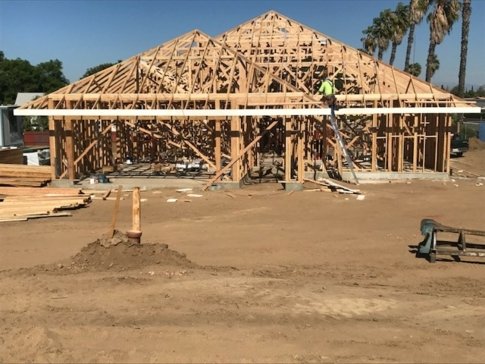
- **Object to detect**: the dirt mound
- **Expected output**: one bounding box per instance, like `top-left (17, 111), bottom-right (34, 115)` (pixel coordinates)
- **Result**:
top-left (468, 137), bottom-right (485, 151)
top-left (19, 231), bottom-right (197, 274)
top-left (64, 231), bottom-right (196, 272)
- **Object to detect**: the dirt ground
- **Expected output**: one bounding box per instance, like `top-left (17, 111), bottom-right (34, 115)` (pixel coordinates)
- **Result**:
top-left (1, 148), bottom-right (485, 363)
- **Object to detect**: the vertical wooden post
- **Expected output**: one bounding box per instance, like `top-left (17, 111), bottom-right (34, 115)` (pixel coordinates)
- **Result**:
top-left (285, 117), bottom-right (292, 181)
top-left (47, 98), bottom-right (59, 180)
top-left (65, 117), bottom-right (75, 180)
top-left (398, 115), bottom-right (403, 172)
top-left (127, 187), bottom-right (142, 244)
top-left (111, 122), bottom-right (119, 166)
top-left (387, 113), bottom-right (393, 171)
top-left (322, 117), bottom-right (327, 161)
top-left (334, 115), bottom-right (342, 176)
top-left (371, 101), bottom-right (378, 172)
top-left (231, 115), bottom-right (241, 182)
top-left (214, 101), bottom-right (222, 173)
top-left (445, 115), bottom-right (451, 174)
top-left (297, 118), bottom-right (305, 183)
top-left (247, 117), bottom-right (254, 169)
top-left (413, 115), bottom-right (418, 173)
top-left (48, 117), bottom-right (57, 180)
top-left (109, 186), bottom-right (123, 238)
top-left (423, 115), bottom-right (427, 171)
top-left (133, 187), bottom-right (141, 232)
top-left (214, 119), bottom-right (221, 172)
top-left (434, 114), bottom-right (439, 171)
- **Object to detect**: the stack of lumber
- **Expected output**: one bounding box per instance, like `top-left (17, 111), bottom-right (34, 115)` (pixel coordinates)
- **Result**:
top-left (0, 148), bottom-right (23, 164)
top-left (0, 163), bottom-right (51, 187)
top-left (0, 187), bottom-right (91, 222)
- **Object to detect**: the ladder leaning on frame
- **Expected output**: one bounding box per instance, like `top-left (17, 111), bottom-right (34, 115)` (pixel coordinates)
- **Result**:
top-left (327, 105), bottom-right (359, 185)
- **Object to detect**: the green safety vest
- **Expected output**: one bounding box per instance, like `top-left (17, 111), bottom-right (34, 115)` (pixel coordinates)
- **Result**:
top-left (318, 79), bottom-right (335, 96)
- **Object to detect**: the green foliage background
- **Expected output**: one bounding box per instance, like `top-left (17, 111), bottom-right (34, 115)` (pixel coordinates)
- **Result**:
top-left (0, 51), bottom-right (69, 105)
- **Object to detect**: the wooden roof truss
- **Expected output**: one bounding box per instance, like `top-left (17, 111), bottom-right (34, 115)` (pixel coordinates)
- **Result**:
top-left (19, 12), bottom-right (476, 183)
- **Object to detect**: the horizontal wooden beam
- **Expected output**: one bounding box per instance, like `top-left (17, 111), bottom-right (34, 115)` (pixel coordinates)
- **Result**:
top-left (15, 106), bottom-right (481, 117)
top-left (43, 92), bottom-right (458, 102)
top-left (45, 92), bottom-right (312, 103)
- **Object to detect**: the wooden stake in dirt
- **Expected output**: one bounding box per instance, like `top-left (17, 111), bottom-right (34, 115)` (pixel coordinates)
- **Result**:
top-left (127, 187), bottom-right (142, 244)
top-left (132, 187), bottom-right (141, 232)
top-left (109, 186), bottom-right (122, 238)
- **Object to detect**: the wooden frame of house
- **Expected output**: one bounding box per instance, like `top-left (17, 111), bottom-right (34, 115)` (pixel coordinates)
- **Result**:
top-left (15, 11), bottom-right (479, 188)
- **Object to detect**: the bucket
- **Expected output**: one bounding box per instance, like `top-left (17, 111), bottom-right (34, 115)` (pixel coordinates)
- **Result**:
top-left (97, 174), bottom-right (109, 183)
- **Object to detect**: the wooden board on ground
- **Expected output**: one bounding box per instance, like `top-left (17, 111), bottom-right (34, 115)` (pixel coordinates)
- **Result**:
top-left (0, 178), bottom-right (49, 187)
top-left (303, 178), bottom-right (361, 194)
top-left (0, 186), bottom-right (83, 196)
top-left (0, 212), bottom-right (72, 223)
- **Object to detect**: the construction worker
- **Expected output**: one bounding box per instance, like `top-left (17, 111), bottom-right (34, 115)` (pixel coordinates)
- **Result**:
top-left (318, 75), bottom-right (338, 110)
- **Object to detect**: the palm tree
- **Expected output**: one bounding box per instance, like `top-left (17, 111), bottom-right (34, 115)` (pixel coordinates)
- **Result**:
top-left (428, 53), bottom-right (440, 79)
top-left (407, 62), bottom-right (422, 76)
top-left (458, 0), bottom-right (471, 97)
top-left (375, 9), bottom-right (395, 60)
top-left (425, 0), bottom-right (461, 82)
top-left (389, 3), bottom-right (411, 66)
top-left (361, 25), bottom-right (378, 56)
top-left (361, 9), bottom-right (395, 61)
top-left (404, 0), bottom-right (432, 72)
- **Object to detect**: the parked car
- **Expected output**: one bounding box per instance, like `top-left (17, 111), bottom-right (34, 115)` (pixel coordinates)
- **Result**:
top-left (450, 135), bottom-right (469, 157)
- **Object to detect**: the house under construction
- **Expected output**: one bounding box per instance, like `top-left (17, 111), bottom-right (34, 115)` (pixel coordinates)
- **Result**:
top-left (16, 11), bottom-right (479, 189)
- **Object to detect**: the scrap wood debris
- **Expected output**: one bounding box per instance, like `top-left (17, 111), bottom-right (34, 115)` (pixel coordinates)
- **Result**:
top-left (0, 186), bottom-right (91, 222)
top-left (303, 178), bottom-right (361, 195)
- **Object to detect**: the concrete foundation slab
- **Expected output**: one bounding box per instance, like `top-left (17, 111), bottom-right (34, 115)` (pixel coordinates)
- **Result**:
top-left (210, 180), bottom-right (243, 191)
top-left (279, 181), bottom-right (304, 191)
top-left (347, 171), bottom-right (450, 182)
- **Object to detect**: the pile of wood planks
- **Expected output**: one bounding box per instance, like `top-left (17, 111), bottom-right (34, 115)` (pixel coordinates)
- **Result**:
top-left (0, 187), bottom-right (91, 222)
top-left (0, 163), bottom-right (51, 187)
top-left (0, 149), bottom-right (23, 164)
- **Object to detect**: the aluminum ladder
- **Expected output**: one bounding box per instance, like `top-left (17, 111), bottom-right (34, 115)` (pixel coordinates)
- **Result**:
top-left (328, 106), bottom-right (359, 185)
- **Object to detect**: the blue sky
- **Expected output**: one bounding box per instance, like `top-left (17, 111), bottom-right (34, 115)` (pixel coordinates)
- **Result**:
top-left (1, 0), bottom-right (484, 88)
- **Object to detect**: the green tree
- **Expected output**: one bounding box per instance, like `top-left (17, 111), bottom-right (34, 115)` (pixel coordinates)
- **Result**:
top-left (375, 9), bottom-right (396, 60)
top-left (389, 2), bottom-right (411, 66)
top-left (82, 61), bottom-right (119, 79)
top-left (458, 0), bottom-right (471, 97)
top-left (0, 53), bottom-right (69, 104)
top-left (361, 25), bottom-right (378, 56)
top-left (0, 57), bottom-right (37, 104)
top-left (425, 0), bottom-right (461, 82)
top-left (361, 9), bottom-right (395, 61)
top-left (427, 53), bottom-right (440, 79)
top-left (407, 62), bottom-right (422, 76)
top-left (35, 59), bottom-right (69, 91)
top-left (404, 0), bottom-right (432, 72)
